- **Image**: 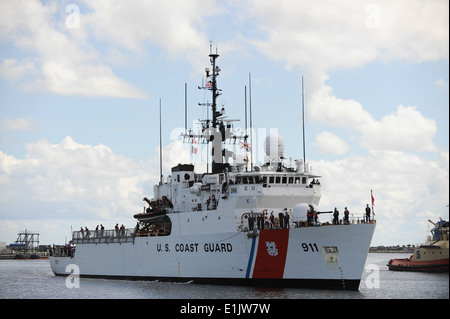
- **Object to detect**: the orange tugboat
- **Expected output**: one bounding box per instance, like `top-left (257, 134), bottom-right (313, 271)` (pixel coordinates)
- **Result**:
top-left (387, 219), bottom-right (449, 273)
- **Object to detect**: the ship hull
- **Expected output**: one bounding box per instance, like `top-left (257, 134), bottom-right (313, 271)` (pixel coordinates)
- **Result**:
top-left (387, 258), bottom-right (449, 273)
top-left (49, 223), bottom-right (375, 290)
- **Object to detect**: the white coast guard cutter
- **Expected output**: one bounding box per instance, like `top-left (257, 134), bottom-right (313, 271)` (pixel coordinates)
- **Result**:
top-left (49, 48), bottom-right (376, 290)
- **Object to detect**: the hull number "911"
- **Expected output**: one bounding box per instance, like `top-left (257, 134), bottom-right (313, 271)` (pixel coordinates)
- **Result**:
top-left (301, 242), bottom-right (319, 252)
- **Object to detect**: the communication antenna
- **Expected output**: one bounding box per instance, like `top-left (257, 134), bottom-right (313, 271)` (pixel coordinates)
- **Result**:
top-left (243, 85), bottom-right (249, 171)
top-left (184, 83), bottom-right (188, 133)
top-left (249, 73), bottom-right (253, 171)
top-left (159, 98), bottom-right (163, 185)
top-left (302, 76), bottom-right (306, 172)
top-left (244, 85), bottom-right (248, 132)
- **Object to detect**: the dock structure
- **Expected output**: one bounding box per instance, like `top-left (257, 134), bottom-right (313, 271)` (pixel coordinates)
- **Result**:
top-left (0, 229), bottom-right (43, 259)
top-left (1, 230), bottom-right (43, 259)
top-left (12, 229), bottom-right (40, 253)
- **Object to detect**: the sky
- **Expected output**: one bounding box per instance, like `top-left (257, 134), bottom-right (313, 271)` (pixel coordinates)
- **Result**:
top-left (0, 0), bottom-right (448, 247)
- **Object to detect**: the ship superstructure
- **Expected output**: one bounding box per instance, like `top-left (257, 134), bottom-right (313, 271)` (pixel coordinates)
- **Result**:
top-left (49, 48), bottom-right (376, 290)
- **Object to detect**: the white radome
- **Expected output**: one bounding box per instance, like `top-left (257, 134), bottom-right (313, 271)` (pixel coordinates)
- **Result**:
top-left (293, 203), bottom-right (318, 222)
top-left (264, 134), bottom-right (285, 160)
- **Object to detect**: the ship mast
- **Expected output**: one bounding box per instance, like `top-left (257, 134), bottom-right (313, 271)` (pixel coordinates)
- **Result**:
top-left (207, 46), bottom-right (224, 174)
top-left (209, 46), bottom-right (220, 129)
top-left (182, 44), bottom-right (245, 174)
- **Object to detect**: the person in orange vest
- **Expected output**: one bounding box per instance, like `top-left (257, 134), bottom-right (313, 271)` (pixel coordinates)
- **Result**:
top-left (333, 208), bottom-right (339, 225)
top-left (344, 207), bottom-right (349, 224)
top-left (306, 208), bottom-right (311, 226)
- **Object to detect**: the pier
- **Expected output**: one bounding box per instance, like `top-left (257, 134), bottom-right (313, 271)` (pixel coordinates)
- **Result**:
top-left (0, 230), bottom-right (47, 259)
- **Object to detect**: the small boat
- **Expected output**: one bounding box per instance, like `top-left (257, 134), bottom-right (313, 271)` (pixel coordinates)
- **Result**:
top-left (133, 196), bottom-right (171, 222)
top-left (387, 219), bottom-right (449, 272)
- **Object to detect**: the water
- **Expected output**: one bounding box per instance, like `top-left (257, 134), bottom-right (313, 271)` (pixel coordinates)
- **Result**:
top-left (0, 253), bottom-right (447, 299)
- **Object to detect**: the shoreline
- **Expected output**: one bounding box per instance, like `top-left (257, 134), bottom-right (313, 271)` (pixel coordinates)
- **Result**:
top-left (369, 246), bottom-right (415, 253)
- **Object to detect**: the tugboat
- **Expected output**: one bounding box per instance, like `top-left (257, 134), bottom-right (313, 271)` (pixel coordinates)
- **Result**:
top-left (387, 219), bottom-right (449, 272)
top-left (49, 47), bottom-right (376, 290)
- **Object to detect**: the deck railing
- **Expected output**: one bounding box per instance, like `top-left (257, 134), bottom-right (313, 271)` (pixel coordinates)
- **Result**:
top-left (72, 228), bottom-right (135, 244)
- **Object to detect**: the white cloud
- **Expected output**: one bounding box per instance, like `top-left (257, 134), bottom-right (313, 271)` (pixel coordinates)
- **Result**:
top-left (0, 117), bottom-right (37, 132)
top-left (308, 85), bottom-right (438, 152)
top-left (0, 58), bottom-right (35, 81)
top-left (313, 150), bottom-right (449, 245)
top-left (0, 136), bottom-right (192, 243)
top-left (248, 0), bottom-right (448, 75)
top-left (243, 0), bottom-right (446, 153)
top-left (77, 0), bottom-right (224, 76)
top-left (27, 61), bottom-right (147, 98)
top-left (0, 136), bottom-right (189, 222)
top-left (360, 105), bottom-right (438, 152)
top-left (434, 78), bottom-right (449, 91)
top-left (309, 84), bottom-right (374, 131)
top-left (80, 0), bottom-right (216, 55)
top-left (0, 0), bottom-right (147, 98)
top-left (1, 0), bottom-right (447, 101)
top-left (0, 0), bottom-right (227, 97)
top-left (313, 131), bottom-right (349, 155)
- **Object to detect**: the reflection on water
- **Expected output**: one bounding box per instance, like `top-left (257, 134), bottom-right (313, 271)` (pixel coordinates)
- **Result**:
top-left (0, 253), bottom-right (448, 299)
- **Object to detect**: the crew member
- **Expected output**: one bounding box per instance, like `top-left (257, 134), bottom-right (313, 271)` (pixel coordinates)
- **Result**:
top-left (344, 207), bottom-right (349, 224)
top-left (333, 208), bottom-right (339, 225)
top-left (284, 211), bottom-right (290, 228)
top-left (279, 211), bottom-right (284, 228)
top-left (365, 204), bottom-right (371, 223)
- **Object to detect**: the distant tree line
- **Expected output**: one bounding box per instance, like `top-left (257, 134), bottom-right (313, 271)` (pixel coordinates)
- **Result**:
top-left (369, 245), bottom-right (415, 253)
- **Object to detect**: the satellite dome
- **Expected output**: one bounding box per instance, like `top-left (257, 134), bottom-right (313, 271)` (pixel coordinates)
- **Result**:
top-left (293, 203), bottom-right (309, 222)
top-left (293, 203), bottom-right (318, 223)
top-left (263, 134), bottom-right (284, 159)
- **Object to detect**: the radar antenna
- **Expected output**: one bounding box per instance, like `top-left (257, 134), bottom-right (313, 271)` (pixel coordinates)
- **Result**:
top-left (182, 44), bottom-right (246, 174)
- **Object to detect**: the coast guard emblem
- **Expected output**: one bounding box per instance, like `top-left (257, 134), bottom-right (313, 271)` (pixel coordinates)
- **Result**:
top-left (265, 241), bottom-right (278, 256)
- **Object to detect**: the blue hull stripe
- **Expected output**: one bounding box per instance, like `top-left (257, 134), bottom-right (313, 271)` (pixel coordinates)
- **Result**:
top-left (245, 236), bottom-right (257, 278)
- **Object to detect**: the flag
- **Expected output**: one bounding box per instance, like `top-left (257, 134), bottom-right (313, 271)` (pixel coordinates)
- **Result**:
top-left (240, 141), bottom-right (251, 151)
top-left (191, 139), bottom-right (198, 155)
top-left (371, 191), bottom-right (375, 216)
